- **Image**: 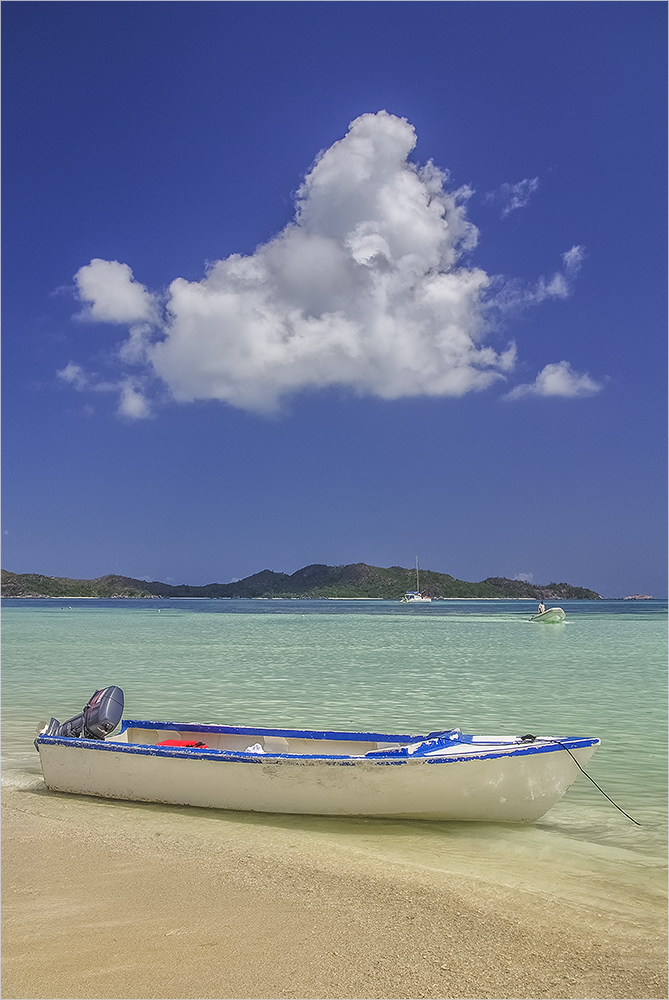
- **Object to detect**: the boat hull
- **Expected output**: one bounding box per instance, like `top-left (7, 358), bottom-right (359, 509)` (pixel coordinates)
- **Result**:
top-left (35, 736), bottom-right (597, 822)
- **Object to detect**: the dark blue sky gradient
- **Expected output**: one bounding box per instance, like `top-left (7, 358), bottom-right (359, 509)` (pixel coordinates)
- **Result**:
top-left (2, 2), bottom-right (666, 596)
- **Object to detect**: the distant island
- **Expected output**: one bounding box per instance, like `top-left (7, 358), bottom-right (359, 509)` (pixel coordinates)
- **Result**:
top-left (1, 564), bottom-right (601, 601)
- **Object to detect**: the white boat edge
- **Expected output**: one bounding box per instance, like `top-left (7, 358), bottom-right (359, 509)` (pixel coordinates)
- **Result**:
top-left (35, 721), bottom-right (599, 823)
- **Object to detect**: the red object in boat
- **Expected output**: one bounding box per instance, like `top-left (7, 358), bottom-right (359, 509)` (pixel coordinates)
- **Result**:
top-left (157, 739), bottom-right (208, 747)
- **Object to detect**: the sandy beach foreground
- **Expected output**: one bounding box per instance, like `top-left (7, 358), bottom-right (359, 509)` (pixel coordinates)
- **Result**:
top-left (2, 785), bottom-right (666, 1000)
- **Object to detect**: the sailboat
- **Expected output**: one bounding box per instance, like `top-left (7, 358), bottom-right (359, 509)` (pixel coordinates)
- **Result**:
top-left (400, 557), bottom-right (432, 603)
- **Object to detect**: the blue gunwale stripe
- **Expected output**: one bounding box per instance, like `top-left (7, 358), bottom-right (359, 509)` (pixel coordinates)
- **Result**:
top-left (118, 719), bottom-right (420, 741)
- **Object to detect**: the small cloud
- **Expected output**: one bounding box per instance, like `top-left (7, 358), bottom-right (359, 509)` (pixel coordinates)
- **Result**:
top-left (514, 572), bottom-right (534, 583)
top-left (487, 177), bottom-right (539, 217)
top-left (57, 362), bottom-right (89, 390)
top-left (58, 363), bottom-right (151, 421)
top-left (528, 245), bottom-right (585, 303)
top-left (505, 360), bottom-right (603, 400)
top-left (3, 529), bottom-right (9, 536)
top-left (74, 259), bottom-right (157, 325)
top-left (118, 381), bottom-right (152, 420)
top-left (562, 245), bottom-right (585, 275)
top-left (494, 246), bottom-right (586, 314)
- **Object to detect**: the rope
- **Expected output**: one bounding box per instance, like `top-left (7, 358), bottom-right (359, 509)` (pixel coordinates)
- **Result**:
top-left (521, 734), bottom-right (641, 826)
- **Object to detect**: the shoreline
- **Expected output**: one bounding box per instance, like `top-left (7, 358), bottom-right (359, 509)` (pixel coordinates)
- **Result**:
top-left (2, 785), bottom-right (666, 1000)
top-left (5, 595), bottom-right (653, 601)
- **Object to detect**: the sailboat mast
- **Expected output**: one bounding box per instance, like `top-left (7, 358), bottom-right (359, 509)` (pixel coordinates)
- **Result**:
top-left (415, 556), bottom-right (420, 592)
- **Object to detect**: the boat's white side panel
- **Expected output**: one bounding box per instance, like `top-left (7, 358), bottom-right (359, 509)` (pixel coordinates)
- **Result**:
top-left (36, 742), bottom-right (596, 822)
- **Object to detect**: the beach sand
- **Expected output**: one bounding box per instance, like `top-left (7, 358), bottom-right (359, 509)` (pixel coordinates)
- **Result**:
top-left (2, 784), bottom-right (666, 1000)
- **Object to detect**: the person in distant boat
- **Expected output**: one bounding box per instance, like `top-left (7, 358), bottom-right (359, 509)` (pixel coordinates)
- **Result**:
top-left (537, 601), bottom-right (546, 614)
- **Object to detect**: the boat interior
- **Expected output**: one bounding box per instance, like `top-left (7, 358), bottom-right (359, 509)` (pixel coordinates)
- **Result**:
top-left (102, 725), bottom-right (540, 758)
top-left (106, 725), bottom-right (400, 756)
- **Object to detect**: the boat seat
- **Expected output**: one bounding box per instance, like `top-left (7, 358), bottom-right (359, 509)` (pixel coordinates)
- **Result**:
top-left (262, 735), bottom-right (291, 753)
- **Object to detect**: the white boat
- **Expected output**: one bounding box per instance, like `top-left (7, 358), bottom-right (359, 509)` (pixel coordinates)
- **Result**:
top-left (35, 687), bottom-right (599, 823)
top-left (400, 591), bottom-right (432, 603)
top-left (529, 607), bottom-right (567, 623)
top-left (400, 557), bottom-right (432, 603)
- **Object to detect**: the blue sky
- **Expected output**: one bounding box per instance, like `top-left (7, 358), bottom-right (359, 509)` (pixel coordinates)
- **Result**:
top-left (2, 2), bottom-right (666, 597)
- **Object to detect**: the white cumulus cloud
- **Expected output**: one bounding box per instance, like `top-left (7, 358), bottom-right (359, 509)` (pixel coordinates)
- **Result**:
top-left (64, 111), bottom-right (595, 418)
top-left (75, 259), bottom-right (156, 324)
top-left (504, 360), bottom-right (603, 400)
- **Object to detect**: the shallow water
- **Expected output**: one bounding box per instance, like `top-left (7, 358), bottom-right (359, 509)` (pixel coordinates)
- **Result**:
top-left (2, 598), bottom-right (666, 920)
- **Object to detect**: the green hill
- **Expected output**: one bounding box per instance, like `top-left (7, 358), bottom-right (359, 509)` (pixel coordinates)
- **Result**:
top-left (1, 565), bottom-right (601, 600)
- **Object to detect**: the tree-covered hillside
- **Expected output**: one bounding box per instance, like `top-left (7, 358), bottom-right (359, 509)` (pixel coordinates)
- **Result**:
top-left (1, 565), bottom-right (601, 600)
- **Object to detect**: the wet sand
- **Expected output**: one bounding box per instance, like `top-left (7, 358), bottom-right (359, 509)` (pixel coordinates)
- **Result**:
top-left (2, 785), bottom-right (666, 1000)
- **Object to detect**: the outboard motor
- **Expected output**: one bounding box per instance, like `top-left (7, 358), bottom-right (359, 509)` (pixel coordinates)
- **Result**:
top-left (41, 686), bottom-right (124, 740)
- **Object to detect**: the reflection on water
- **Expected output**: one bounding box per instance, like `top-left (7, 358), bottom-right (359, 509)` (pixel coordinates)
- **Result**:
top-left (2, 598), bottom-right (666, 915)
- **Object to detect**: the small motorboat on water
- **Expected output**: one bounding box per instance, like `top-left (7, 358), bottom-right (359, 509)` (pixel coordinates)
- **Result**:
top-left (529, 607), bottom-right (567, 623)
top-left (34, 687), bottom-right (599, 823)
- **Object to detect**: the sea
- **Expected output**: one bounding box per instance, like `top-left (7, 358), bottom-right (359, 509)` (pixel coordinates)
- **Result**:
top-left (2, 597), bottom-right (667, 925)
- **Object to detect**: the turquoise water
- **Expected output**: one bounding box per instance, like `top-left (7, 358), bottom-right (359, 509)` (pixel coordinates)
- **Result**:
top-left (2, 598), bottom-right (666, 917)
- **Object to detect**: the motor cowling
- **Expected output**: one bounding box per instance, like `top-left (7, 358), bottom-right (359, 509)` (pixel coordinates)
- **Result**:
top-left (42, 686), bottom-right (124, 740)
